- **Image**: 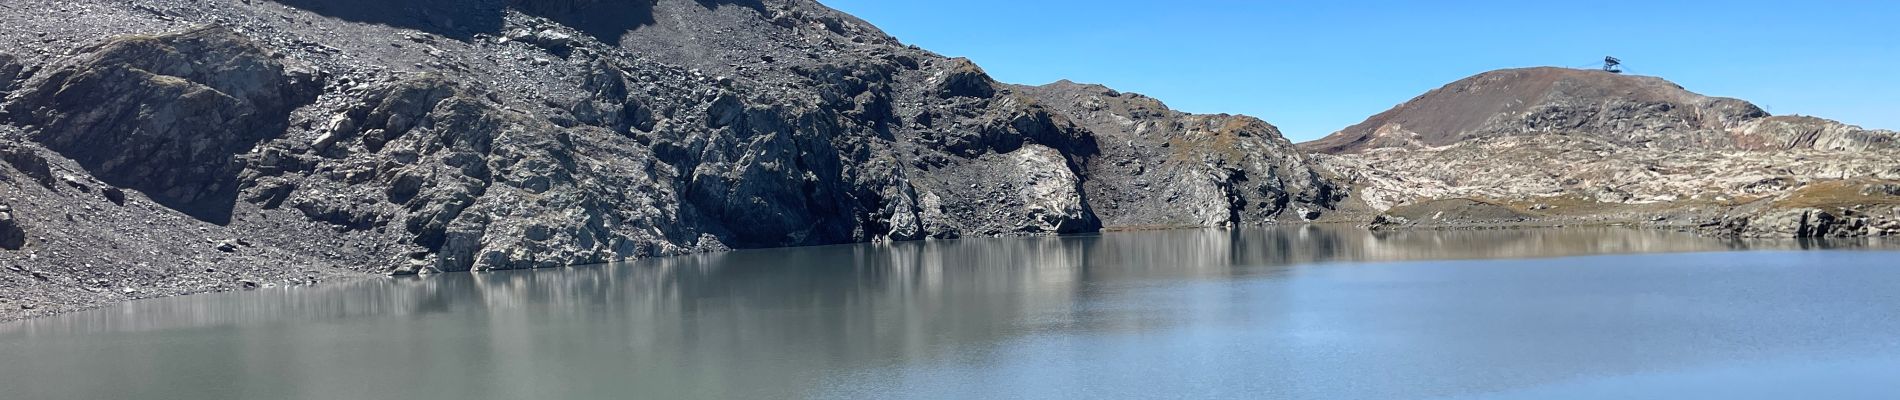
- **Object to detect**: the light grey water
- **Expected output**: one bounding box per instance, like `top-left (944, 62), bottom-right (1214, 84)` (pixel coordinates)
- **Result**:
top-left (3, 227), bottom-right (1898, 399)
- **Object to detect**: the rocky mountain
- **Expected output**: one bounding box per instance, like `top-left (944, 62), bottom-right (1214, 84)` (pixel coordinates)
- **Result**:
top-left (0, 0), bottom-right (1348, 319)
top-left (1308, 67), bottom-right (1900, 237)
top-left (1302, 67), bottom-right (1897, 154)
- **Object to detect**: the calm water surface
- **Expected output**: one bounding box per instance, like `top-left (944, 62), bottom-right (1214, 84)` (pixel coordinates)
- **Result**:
top-left (2, 227), bottom-right (1898, 399)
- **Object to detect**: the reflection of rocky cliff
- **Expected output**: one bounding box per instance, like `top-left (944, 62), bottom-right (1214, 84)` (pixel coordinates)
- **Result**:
top-left (6, 225), bottom-right (1888, 396)
top-left (15, 225), bottom-right (1875, 333)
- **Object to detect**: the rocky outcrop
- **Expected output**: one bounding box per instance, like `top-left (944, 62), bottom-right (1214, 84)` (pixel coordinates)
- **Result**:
top-left (1303, 67), bottom-right (1894, 154)
top-left (1729, 208), bottom-right (1849, 238)
top-left (0, 52), bottom-right (24, 94)
top-left (4, 26), bottom-right (316, 223)
top-left (1021, 81), bottom-right (1348, 228)
top-left (1730, 115), bottom-right (1898, 151)
top-left (0, 144), bottom-right (57, 189)
top-left (932, 58), bottom-right (997, 99)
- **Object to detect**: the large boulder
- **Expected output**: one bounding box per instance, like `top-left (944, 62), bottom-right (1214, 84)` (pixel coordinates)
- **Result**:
top-left (0, 204), bottom-right (24, 250)
top-left (0, 53), bottom-right (24, 94)
top-left (1007, 144), bottom-right (1097, 233)
top-left (931, 58), bottom-right (997, 99)
top-left (3, 25), bottom-right (315, 223)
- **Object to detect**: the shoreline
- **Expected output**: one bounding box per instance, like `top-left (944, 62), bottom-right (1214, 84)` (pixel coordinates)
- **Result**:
top-left (9, 220), bottom-right (1895, 324)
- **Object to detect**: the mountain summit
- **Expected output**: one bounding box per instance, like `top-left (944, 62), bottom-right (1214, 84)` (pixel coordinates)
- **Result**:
top-left (1303, 67), bottom-right (1895, 154)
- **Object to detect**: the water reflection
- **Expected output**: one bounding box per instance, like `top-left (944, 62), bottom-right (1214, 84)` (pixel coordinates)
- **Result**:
top-left (0, 226), bottom-right (1893, 399)
top-left (12, 226), bottom-right (1865, 334)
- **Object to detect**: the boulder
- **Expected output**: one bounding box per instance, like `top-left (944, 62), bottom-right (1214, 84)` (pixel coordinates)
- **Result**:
top-left (0, 206), bottom-right (23, 250)
top-left (0, 52), bottom-right (23, 93)
top-left (0, 145), bottom-right (56, 188)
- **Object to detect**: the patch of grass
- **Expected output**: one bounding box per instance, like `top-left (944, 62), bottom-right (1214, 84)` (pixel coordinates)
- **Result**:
top-left (1167, 116), bottom-right (1256, 164)
top-left (1773, 180), bottom-right (1900, 209)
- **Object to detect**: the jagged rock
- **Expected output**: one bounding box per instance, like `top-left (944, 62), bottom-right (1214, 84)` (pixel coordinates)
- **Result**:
top-left (1005, 145), bottom-right (1097, 233)
top-left (1366, 214), bottom-right (1411, 231)
top-left (528, 29), bottom-right (577, 55)
top-left (0, 52), bottom-right (23, 93)
top-left (101, 186), bottom-right (126, 206)
top-left (4, 25), bottom-right (315, 223)
top-left (932, 58), bottom-right (997, 99)
top-left (0, 206), bottom-right (24, 250)
top-left (1739, 208), bottom-right (1840, 238)
top-left (1863, 183), bottom-right (1900, 197)
top-left (0, 145), bottom-right (56, 188)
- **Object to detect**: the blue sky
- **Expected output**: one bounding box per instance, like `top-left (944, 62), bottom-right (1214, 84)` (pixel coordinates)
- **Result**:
top-left (821, 0), bottom-right (1899, 142)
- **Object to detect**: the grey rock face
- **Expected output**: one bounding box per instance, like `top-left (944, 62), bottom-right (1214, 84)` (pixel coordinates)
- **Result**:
top-left (4, 26), bottom-right (314, 223)
top-left (0, 0), bottom-right (1347, 289)
top-left (1730, 115), bottom-right (1899, 151)
top-left (1730, 208), bottom-right (1856, 238)
top-left (1022, 81), bottom-right (1347, 228)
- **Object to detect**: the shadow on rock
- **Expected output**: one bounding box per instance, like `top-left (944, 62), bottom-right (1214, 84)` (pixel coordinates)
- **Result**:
top-left (507, 0), bottom-right (656, 44)
top-left (507, 0), bottom-right (765, 45)
top-left (271, 0), bottom-right (507, 39)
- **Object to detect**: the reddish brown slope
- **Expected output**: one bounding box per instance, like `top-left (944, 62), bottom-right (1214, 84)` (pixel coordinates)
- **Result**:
top-left (1300, 67), bottom-right (1769, 154)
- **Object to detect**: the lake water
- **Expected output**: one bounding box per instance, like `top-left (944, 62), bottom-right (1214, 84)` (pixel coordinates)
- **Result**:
top-left (3, 227), bottom-right (1898, 399)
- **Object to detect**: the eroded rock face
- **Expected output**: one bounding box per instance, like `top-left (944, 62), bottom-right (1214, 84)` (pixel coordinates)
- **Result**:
top-left (0, 0), bottom-right (1350, 279)
top-left (1004, 145), bottom-right (1096, 233)
top-left (1731, 115), bottom-right (1898, 151)
top-left (1022, 81), bottom-right (1348, 228)
top-left (4, 26), bottom-right (315, 223)
top-left (266, 75), bottom-right (671, 272)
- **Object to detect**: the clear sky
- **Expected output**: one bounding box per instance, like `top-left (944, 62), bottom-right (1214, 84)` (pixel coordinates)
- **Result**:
top-left (820, 0), bottom-right (1899, 142)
